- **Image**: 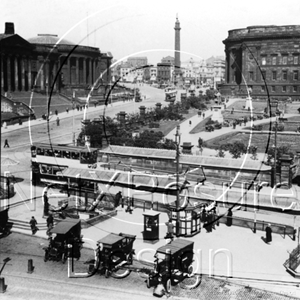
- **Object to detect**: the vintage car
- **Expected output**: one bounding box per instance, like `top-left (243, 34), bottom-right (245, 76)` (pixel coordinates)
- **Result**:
top-left (96, 232), bottom-right (136, 278)
top-left (146, 239), bottom-right (194, 293)
top-left (44, 218), bottom-right (83, 263)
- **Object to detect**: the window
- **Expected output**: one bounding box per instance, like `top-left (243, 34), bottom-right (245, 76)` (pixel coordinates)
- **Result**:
top-left (272, 56), bottom-right (277, 65)
top-left (282, 55), bottom-right (288, 65)
top-left (282, 70), bottom-right (287, 80)
top-left (261, 70), bottom-right (266, 81)
top-left (293, 86), bottom-right (297, 92)
top-left (282, 86), bottom-right (286, 92)
top-left (261, 57), bottom-right (266, 65)
top-left (272, 71), bottom-right (277, 80)
top-left (261, 86), bottom-right (265, 92)
top-left (271, 86), bottom-right (276, 92)
top-left (293, 70), bottom-right (298, 80)
top-left (249, 71), bottom-right (254, 80)
top-left (294, 56), bottom-right (299, 65)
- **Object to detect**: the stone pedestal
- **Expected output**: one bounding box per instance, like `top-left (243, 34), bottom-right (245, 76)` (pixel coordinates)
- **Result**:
top-left (181, 142), bottom-right (194, 154)
top-left (211, 106), bottom-right (223, 123)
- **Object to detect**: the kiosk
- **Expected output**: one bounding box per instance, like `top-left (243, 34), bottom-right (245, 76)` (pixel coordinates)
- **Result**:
top-left (143, 211), bottom-right (159, 243)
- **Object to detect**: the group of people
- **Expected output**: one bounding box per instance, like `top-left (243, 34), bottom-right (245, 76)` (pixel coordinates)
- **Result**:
top-left (200, 204), bottom-right (218, 233)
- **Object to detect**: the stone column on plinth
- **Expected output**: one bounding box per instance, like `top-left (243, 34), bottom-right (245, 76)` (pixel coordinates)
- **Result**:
top-left (180, 142), bottom-right (194, 155)
top-left (139, 106), bottom-right (146, 116)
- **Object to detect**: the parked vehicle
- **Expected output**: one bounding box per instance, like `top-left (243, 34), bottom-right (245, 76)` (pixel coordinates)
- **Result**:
top-left (146, 239), bottom-right (194, 293)
top-left (44, 218), bottom-right (83, 263)
top-left (96, 232), bottom-right (136, 278)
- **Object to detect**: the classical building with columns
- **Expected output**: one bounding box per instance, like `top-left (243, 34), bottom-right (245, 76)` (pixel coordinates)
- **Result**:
top-left (220, 25), bottom-right (300, 100)
top-left (0, 22), bottom-right (112, 94)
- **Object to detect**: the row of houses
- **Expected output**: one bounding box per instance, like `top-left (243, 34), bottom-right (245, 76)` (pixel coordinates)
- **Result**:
top-left (112, 55), bottom-right (226, 87)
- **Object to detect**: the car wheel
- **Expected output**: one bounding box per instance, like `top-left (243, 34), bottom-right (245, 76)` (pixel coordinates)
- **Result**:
top-left (188, 265), bottom-right (194, 275)
top-left (166, 279), bottom-right (171, 293)
top-left (146, 277), bottom-right (151, 289)
top-left (105, 269), bottom-right (110, 278)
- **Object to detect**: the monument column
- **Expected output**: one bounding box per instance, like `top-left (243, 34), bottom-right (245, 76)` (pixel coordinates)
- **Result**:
top-left (174, 16), bottom-right (181, 78)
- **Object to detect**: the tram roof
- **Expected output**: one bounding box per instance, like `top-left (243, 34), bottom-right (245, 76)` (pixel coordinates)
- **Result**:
top-left (32, 143), bottom-right (98, 152)
top-left (100, 146), bottom-right (271, 172)
top-left (62, 168), bottom-right (180, 193)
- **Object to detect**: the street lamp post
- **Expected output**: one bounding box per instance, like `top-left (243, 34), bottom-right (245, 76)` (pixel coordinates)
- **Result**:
top-left (273, 117), bottom-right (278, 186)
top-left (175, 125), bottom-right (181, 237)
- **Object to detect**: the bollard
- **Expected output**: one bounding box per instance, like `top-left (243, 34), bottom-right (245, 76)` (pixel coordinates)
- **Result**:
top-left (0, 277), bottom-right (7, 293)
top-left (27, 259), bottom-right (34, 274)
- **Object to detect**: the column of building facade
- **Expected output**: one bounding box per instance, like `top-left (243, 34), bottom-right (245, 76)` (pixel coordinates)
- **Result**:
top-left (21, 56), bottom-right (26, 91)
top-left (7, 55), bottom-right (11, 91)
top-left (27, 57), bottom-right (32, 90)
top-left (93, 59), bottom-right (96, 84)
top-left (82, 57), bottom-right (86, 84)
top-left (75, 57), bottom-right (79, 85)
top-left (67, 57), bottom-right (71, 85)
top-left (52, 61), bottom-right (57, 91)
top-left (89, 58), bottom-right (92, 85)
top-left (45, 59), bottom-right (50, 93)
top-left (38, 56), bottom-right (44, 91)
top-left (14, 56), bottom-right (18, 91)
top-left (255, 46), bottom-right (261, 83)
top-left (0, 54), bottom-right (3, 90)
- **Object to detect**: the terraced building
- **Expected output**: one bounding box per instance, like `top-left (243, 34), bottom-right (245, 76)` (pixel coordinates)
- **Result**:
top-left (220, 25), bottom-right (300, 100)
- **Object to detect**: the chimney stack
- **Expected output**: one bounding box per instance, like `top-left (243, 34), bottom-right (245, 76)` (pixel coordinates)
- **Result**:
top-left (5, 22), bottom-right (15, 35)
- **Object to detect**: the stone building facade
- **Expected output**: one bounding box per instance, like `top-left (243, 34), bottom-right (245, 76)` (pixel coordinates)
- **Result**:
top-left (220, 25), bottom-right (300, 100)
top-left (0, 22), bottom-right (112, 93)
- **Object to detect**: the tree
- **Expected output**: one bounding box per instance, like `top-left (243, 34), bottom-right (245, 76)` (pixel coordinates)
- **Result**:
top-left (297, 107), bottom-right (300, 114)
top-left (248, 145), bottom-right (258, 160)
top-left (267, 145), bottom-right (294, 165)
top-left (228, 141), bottom-right (247, 159)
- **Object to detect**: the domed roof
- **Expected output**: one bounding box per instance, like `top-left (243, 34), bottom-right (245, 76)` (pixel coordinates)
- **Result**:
top-left (27, 34), bottom-right (74, 45)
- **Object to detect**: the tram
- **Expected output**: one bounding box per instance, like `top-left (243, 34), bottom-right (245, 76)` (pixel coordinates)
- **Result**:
top-left (165, 87), bottom-right (177, 102)
top-left (31, 143), bottom-right (98, 186)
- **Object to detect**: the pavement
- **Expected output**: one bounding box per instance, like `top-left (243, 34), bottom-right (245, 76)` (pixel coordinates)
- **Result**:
top-left (2, 84), bottom-right (300, 299)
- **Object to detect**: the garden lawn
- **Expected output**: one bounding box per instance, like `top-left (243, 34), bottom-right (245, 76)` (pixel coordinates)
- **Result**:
top-left (205, 131), bottom-right (300, 154)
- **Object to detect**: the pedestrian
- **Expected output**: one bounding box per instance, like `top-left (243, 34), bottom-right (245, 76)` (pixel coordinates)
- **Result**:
top-left (114, 191), bottom-right (122, 208)
top-left (4, 139), bottom-right (9, 148)
top-left (43, 191), bottom-right (49, 217)
top-left (56, 117), bottom-right (60, 126)
top-left (46, 214), bottom-right (54, 236)
top-left (55, 109), bottom-right (58, 116)
top-left (19, 118), bottom-right (22, 125)
top-left (265, 223), bottom-right (272, 243)
top-left (165, 218), bottom-right (175, 240)
top-left (189, 120), bottom-right (192, 126)
top-left (226, 208), bottom-right (233, 227)
top-left (29, 216), bottom-right (38, 235)
top-left (66, 107), bottom-right (69, 113)
top-left (94, 102), bottom-right (97, 108)
top-left (203, 113), bottom-right (205, 118)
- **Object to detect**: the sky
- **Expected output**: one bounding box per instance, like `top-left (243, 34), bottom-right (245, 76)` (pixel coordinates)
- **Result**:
top-left (1, 0), bottom-right (300, 65)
